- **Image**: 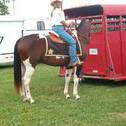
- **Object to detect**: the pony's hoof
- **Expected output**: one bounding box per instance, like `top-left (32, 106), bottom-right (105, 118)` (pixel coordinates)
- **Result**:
top-left (30, 99), bottom-right (35, 104)
top-left (75, 95), bottom-right (80, 100)
top-left (22, 97), bottom-right (28, 102)
top-left (22, 97), bottom-right (35, 104)
top-left (65, 94), bottom-right (70, 99)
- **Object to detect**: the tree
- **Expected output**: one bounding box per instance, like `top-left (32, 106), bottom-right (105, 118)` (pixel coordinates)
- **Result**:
top-left (0, 0), bottom-right (9, 15)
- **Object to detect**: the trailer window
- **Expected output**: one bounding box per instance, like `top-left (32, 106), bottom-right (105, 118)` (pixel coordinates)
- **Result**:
top-left (89, 17), bottom-right (102, 33)
top-left (37, 21), bottom-right (45, 30)
top-left (75, 17), bottom-right (102, 33)
top-left (107, 16), bottom-right (120, 31)
top-left (121, 15), bottom-right (126, 31)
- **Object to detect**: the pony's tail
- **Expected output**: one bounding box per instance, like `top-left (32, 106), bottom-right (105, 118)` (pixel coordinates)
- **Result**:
top-left (14, 40), bottom-right (22, 93)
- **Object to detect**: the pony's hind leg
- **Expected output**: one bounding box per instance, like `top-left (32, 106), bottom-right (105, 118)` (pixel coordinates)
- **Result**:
top-left (73, 67), bottom-right (80, 100)
top-left (64, 68), bottom-right (73, 99)
top-left (22, 58), bottom-right (35, 103)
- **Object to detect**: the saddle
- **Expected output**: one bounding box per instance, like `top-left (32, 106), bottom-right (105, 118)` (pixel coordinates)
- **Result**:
top-left (48, 31), bottom-right (65, 44)
top-left (45, 31), bottom-right (82, 57)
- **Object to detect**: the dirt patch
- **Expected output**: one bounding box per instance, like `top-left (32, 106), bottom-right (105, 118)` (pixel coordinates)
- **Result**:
top-left (108, 112), bottom-right (126, 119)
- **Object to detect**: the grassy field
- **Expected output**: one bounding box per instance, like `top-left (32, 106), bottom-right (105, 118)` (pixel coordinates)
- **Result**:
top-left (0, 64), bottom-right (126, 126)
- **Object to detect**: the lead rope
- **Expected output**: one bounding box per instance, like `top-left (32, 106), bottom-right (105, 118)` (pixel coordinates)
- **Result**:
top-left (106, 39), bottom-right (117, 79)
top-left (72, 30), bottom-right (83, 65)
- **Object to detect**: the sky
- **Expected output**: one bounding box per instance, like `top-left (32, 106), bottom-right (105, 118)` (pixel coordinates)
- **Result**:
top-left (8, 0), bottom-right (126, 18)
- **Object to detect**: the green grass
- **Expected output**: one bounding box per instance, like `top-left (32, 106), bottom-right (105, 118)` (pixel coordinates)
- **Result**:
top-left (0, 64), bottom-right (126, 126)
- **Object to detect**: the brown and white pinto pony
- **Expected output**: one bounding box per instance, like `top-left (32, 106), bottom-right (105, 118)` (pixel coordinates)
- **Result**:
top-left (14, 19), bottom-right (90, 103)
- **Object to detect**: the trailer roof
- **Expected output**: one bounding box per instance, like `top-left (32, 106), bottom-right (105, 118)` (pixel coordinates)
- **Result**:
top-left (64, 4), bottom-right (126, 18)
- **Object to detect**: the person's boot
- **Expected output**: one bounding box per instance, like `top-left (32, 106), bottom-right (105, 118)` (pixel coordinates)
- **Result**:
top-left (77, 57), bottom-right (84, 65)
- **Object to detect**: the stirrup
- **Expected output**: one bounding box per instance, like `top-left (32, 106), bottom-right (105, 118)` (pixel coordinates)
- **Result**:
top-left (77, 57), bottom-right (83, 65)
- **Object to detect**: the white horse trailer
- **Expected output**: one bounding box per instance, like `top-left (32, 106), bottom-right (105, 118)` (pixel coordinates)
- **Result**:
top-left (0, 16), bottom-right (24, 65)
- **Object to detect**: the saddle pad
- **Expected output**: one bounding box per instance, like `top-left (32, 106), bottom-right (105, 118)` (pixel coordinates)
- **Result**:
top-left (45, 36), bottom-right (82, 57)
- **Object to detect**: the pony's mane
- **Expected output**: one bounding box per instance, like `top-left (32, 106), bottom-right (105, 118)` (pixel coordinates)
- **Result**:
top-left (76, 19), bottom-right (91, 44)
top-left (76, 19), bottom-right (86, 32)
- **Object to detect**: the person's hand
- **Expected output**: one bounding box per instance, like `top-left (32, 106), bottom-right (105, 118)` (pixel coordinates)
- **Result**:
top-left (69, 21), bottom-right (75, 27)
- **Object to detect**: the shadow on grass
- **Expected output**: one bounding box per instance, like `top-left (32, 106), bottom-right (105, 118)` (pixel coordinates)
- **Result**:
top-left (81, 78), bottom-right (126, 88)
top-left (0, 65), bottom-right (13, 69)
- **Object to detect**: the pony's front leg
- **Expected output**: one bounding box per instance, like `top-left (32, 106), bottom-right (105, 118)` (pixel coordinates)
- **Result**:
top-left (64, 68), bottom-right (73, 99)
top-left (22, 58), bottom-right (35, 103)
top-left (73, 67), bottom-right (80, 100)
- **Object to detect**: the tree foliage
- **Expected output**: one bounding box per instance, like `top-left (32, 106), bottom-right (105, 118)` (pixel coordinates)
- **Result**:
top-left (0, 0), bottom-right (9, 15)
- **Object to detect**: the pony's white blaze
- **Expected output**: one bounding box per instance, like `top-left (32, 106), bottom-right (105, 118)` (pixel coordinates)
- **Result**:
top-left (22, 58), bottom-right (35, 103)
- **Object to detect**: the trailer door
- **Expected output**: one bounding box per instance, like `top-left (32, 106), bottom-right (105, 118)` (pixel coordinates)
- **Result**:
top-left (83, 16), bottom-right (107, 76)
top-left (121, 15), bottom-right (126, 75)
top-left (106, 16), bottom-right (123, 76)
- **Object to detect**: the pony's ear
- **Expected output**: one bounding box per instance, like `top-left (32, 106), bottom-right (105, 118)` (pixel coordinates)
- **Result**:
top-left (81, 18), bottom-right (85, 22)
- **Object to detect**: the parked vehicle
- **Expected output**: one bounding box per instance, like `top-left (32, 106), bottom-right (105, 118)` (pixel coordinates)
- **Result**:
top-left (0, 16), bottom-right (24, 65)
top-left (0, 16), bottom-right (51, 65)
